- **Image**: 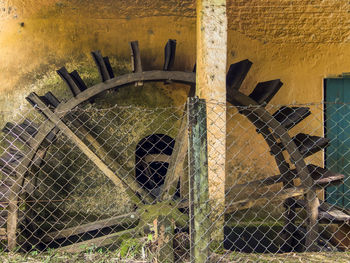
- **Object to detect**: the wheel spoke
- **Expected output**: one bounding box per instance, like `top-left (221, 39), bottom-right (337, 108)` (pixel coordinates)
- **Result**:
top-left (27, 92), bottom-right (153, 205)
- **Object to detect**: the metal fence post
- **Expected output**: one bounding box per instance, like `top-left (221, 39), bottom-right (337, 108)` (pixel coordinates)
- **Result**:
top-left (188, 97), bottom-right (211, 263)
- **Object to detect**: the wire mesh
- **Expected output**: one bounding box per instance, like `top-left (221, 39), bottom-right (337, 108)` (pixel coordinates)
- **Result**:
top-left (0, 100), bottom-right (349, 262)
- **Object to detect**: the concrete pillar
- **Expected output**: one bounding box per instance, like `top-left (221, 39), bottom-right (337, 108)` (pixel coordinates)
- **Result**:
top-left (196, 0), bottom-right (227, 243)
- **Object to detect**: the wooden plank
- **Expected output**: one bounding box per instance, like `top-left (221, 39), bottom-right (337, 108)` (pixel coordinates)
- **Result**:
top-left (43, 212), bottom-right (139, 242)
top-left (32, 93), bottom-right (154, 205)
top-left (178, 187), bottom-right (303, 213)
top-left (130, 41), bottom-right (142, 73)
top-left (0, 210), bottom-right (25, 226)
top-left (3, 71), bottom-right (194, 251)
top-left (56, 71), bottom-right (195, 113)
top-left (57, 67), bottom-right (82, 96)
top-left (226, 59), bottom-right (252, 91)
top-left (227, 88), bottom-right (320, 251)
top-left (103, 57), bottom-right (114, 80)
top-left (63, 112), bottom-right (149, 202)
top-left (71, 70), bottom-right (88, 91)
top-left (91, 50), bottom-right (114, 82)
top-left (7, 186), bottom-right (21, 250)
top-left (26, 92), bottom-right (153, 205)
top-left (226, 172), bottom-right (294, 201)
top-left (0, 228), bottom-right (6, 240)
top-left (320, 211), bottom-right (350, 223)
top-left (226, 187), bottom-right (305, 213)
top-left (160, 109), bottom-right (188, 201)
top-left (156, 215), bottom-right (174, 263)
top-left (188, 97), bottom-right (210, 263)
top-left (130, 41), bottom-right (143, 86)
top-left (163, 39), bottom-right (176, 71)
top-left (249, 79), bottom-right (283, 105)
top-left (319, 201), bottom-right (350, 216)
top-left (272, 106), bottom-right (311, 130)
top-left (42, 92), bottom-right (60, 108)
top-left (226, 165), bottom-right (344, 200)
top-left (296, 200), bottom-right (350, 222)
top-left (56, 228), bottom-right (135, 253)
top-left (2, 121), bottom-right (38, 146)
top-left (143, 154), bottom-right (171, 164)
top-left (292, 133), bottom-right (329, 158)
top-left (57, 67), bottom-right (87, 97)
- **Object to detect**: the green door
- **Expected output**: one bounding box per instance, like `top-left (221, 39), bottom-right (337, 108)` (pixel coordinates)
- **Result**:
top-left (325, 78), bottom-right (350, 207)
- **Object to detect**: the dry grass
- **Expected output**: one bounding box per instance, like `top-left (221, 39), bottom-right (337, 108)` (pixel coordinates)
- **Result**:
top-left (0, 250), bottom-right (349, 263)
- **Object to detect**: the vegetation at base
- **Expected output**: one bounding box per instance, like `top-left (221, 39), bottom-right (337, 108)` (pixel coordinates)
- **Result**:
top-left (0, 250), bottom-right (349, 263)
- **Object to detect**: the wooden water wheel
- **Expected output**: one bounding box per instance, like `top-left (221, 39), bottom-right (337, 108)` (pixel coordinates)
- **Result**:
top-left (0, 39), bottom-right (347, 254)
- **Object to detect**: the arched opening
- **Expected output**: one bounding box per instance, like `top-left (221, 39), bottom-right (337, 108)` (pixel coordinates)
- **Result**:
top-left (135, 134), bottom-right (175, 197)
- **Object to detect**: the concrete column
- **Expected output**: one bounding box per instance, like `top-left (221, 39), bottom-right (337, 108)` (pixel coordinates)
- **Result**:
top-left (196, 0), bottom-right (227, 243)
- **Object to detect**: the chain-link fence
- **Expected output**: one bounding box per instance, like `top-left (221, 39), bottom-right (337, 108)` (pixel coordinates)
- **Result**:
top-left (0, 98), bottom-right (349, 262)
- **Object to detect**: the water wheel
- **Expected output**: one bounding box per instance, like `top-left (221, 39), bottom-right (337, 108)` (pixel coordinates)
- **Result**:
top-left (0, 39), bottom-right (346, 254)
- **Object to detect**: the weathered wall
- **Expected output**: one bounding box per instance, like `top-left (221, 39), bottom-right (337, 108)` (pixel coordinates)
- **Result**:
top-left (1, 0), bottom-right (350, 216)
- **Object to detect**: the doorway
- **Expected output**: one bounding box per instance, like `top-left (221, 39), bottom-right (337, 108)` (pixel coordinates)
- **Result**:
top-left (324, 77), bottom-right (350, 207)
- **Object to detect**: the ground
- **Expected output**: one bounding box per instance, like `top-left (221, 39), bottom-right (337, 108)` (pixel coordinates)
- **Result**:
top-left (0, 251), bottom-right (349, 263)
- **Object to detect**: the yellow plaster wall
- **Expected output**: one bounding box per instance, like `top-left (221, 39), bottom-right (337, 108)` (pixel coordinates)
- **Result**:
top-left (2, 0), bottom-right (350, 107)
top-left (1, 0), bottom-right (350, 189)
